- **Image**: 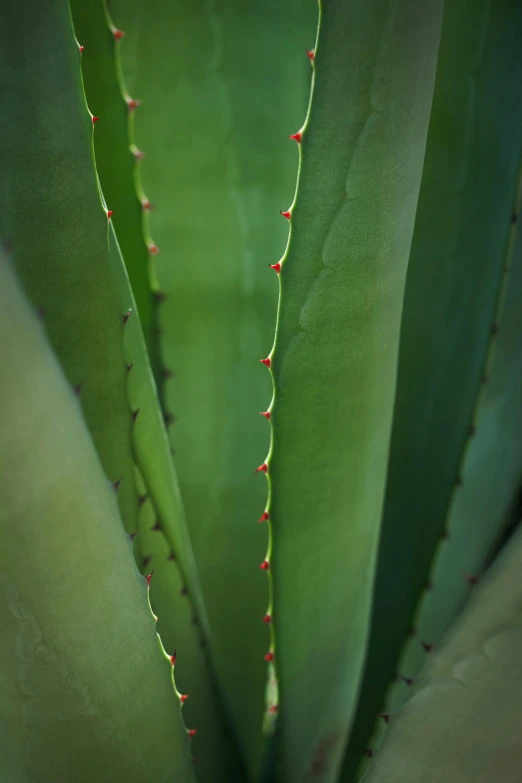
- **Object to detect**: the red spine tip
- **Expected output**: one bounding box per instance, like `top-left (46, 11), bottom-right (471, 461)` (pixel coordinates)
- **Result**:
top-left (134, 149), bottom-right (145, 160)
top-left (79, 45), bottom-right (84, 53)
top-left (112, 478), bottom-right (122, 492)
top-left (465, 574), bottom-right (480, 586)
top-left (364, 749), bottom-right (373, 759)
top-left (187, 729), bottom-right (197, 738)
top-left (107, 210), bottom-right (114, 219)
top-left (421, 641), bottom-right (434, 653)
top-left (256, 463), bottom-right (268, 474)
top-left (138, 493), bottom-right (149, 505)
top-left (148, 244), bottom-right (160, 255)
top-left (123, 309), bottom-right (131, 324)
top-left (145, 570), bottom-right (154, 586)
top-left (169, 651), bottom-right (177, 666)
top-left (306, 49), bottom-right (315, 62)
top-left (289, 131), bottom-right (302, 143)
top-left (260, 560), bottom-right (270, 570)
top-left (280, 210), bottom-right (291, 221)
top-left (127, 99), bottom-right (141, 110)
top-left (268, 705), bottom-right (279, 714)
top-left (260, 411), bottom-right (271, 420)
top-left (269, 263), bottom-right (281, 274)
top-left (142, 200), bottom-right (152, 211)
top-left (264, 652), bottom-right (274, 662)
top-left (259, 357), bottom-right (271, 368)
top-left (258, 512), bottom-right (269, 523)
top-left (92, 116), bottom-right (100, 124)
top-left (180, 694), bottom-right (189, 703)
top-left (379, 713), bottom-right (390, 724)
top-left (263, 613), bottom-right (272, 624)
top-left (113, 29), bottom-right (125, 39)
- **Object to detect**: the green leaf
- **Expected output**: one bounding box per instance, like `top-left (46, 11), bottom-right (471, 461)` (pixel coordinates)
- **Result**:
top-left (109, 0), bottom-right (317, 774)
top-left (267, 0), bottom-right (443, 780)
top-left (0, 250), bottom-right (195, 783)
top-left (69, 0), bottom-right (160, 378)
top-left (364, 521), bottom-right (522, 783)
top-left (0, 2), bottom-right (241, 778)
top-left (0, 0), bottom-right (139, 536)
top-left (342, 3), bottom-right (522, 774)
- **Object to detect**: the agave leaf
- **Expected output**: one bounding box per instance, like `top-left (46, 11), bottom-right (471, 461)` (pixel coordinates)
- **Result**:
top-left (0, 1), bottom-right (240, 777)
top-left (69, 0), bottom-right (159, 377)
top-left (0, 251), bottom-right (195, 783)
top-left (109, 0), bottom-right (316, 774)
top-left (365, 521), bottom-right (522, 783)
top-left (342, 2), bottom-right (522, 775)
top-left (0, 0), bottom-right (139, 536)
top-left (267, 0), bottom-right (443, 780)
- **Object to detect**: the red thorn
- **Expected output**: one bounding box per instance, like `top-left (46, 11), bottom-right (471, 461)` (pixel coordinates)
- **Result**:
top-left (112, 478), bottom-right (122, 492)
top-left (421, 641), bottom-right (434, 653)
top-left (364, 749), bottom-right (373, 759)
top-left (113, 29), bottom-right (125, 39)
top-left (306, 49), bottom-right (315, 62)
top-left (465, 574), bottom-right (479, 586)
top-left (148, 243), bottom-right (160, 255)
top-left (256, 463), bottom-right (268, 474)
top-left (79, 45), bottom-right (84, 53)
top-left (280, 210), bottom-right (291, 221)
top-left (260, 560), bottom-right (270, 570)
top-left (269, 263), bottom-right (281, 274)
top-left (107, 210), bottom-right (114, 219)
top-left (259, 357), bottom-right (271, 368)
top-left (138, 493), bottom-right (149, 505)
top-left (289, 131), bottom-right (302, 143)
top-left (142, 200), bottom-right (152, 211)
top-left (155, 291), bottom-right (168, 303)
top-left (129, 532), bottom-right (137, 542)
top-left (379, 714), bottom-right (390, 724)
top-left (123, 309), bottom-right (131, 324)
top-left (162, 367), bottom-right (174, 379)
top-left (134, 148), bottom-right (145, 160)
top-left (402, 676), bottom-right (413, 687)
top-left (268, 705), bottom-right (278, 714)
top-left (145, 570), bottom-right (154, 586)
top-left (187, 729), bottom-right (197, 738)
top-left (127, 98), bottom-right (141, 110)
top-left (180, 694), bottom-right (189, 703)
top-left (260, 411), bottom-right (271, 421)
top-left (264, 652), bottom-right (274, 662)
top-left (151, 521), bottom-right (161, 532)
top-left (258, 512), bottom-right (269, 523)
top-left (72, 383), bottom-right (82, 396)
top-left (126, 362), bottom-right (134, 373)
top-left (132, 408), bottom-right (140, 422)
top-left (263, 613), bottom-right (272, 624)
top-left (169, 651), bottom-right (176, 666)
top-left (92, 116), bottom-right (100, 124)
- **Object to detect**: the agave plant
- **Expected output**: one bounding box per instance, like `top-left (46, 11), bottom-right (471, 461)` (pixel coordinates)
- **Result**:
top-left (0, 0), bottom-right (521, 781)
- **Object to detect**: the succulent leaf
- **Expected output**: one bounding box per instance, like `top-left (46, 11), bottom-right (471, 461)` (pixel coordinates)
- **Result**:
top-left (0, 1), bottom-right (239, 778)
top-left (109, 0), bottom-right (317, 774)
top-left (266, 0), bottom-right (443, 780)
top-left (364, 521), bottom-right (522, 783)
top-left (0, 251), bottom-right (195, 783)
top-left (342, 2), bottom-right (522, 774)
top-left (0, 0), bottom-right (139, 537)
top-left (69, 0), bottom-right (159, 378)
